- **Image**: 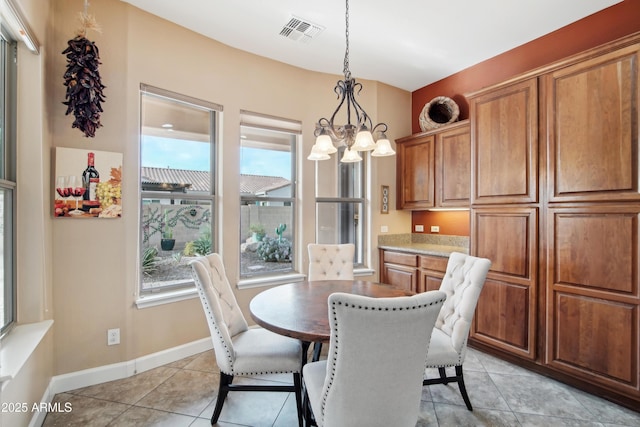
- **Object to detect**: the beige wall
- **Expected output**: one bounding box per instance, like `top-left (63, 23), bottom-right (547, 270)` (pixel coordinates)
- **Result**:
top-left (7, 0), bottom-right (411, 386)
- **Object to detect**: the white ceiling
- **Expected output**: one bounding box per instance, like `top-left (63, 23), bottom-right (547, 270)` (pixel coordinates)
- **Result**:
top-left (121, 0), bottom-right (621, 92)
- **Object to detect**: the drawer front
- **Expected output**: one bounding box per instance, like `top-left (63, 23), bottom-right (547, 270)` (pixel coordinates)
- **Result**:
top-left (383, 251), bottom-right (418, 267)
top-left (420, 255), bottom-right (448, 272)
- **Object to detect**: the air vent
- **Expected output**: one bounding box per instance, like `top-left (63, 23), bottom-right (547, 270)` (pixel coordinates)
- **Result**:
top-left (279, 15), bottom-right (324, 43)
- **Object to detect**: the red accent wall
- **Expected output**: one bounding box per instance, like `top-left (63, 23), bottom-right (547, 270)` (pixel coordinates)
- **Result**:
top-left (411, 0), bottom-right (640, 133)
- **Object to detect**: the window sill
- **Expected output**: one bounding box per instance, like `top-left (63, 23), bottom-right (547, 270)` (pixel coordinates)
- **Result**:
top-left (135, 287), bottom-right (198, 309)
top-left (354, 268), bottom-right (375, 277)
top-left (238, 273), bottom-right (306, 289)
top-left (0, 320), bottom-right (54, 389)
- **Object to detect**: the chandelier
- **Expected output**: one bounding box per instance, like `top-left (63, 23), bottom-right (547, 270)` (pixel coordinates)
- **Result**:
top-left (307, 0), bottom-right (395, 163)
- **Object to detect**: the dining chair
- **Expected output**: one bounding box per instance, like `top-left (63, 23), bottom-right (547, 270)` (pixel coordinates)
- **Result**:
top-left (423, 251), bottom-right (491, 411)
top-left (303, 290), bottom-right (447, 427)
top-left (190, 253), bottom-right (303, 427)
top-left (307, 243), bottom-right (355, 281)
top-left (307, 243), bottom-right (355, 361)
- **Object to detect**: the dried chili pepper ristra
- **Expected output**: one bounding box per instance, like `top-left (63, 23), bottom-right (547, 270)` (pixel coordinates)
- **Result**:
top-left (62, 35), bottom-right (106, 138)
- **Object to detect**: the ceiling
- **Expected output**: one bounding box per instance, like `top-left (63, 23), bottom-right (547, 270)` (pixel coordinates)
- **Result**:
top-left (120, 0), bottom-right (620, 92)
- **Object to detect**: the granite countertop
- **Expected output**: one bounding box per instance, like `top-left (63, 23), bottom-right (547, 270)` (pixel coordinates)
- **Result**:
top-left (378, 234), bottom-right (469, 257)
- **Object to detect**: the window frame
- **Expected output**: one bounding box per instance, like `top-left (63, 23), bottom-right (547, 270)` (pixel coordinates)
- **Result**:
top-left (138, 84), bottom-right (220, 296)
top-left (238, 112), bottom-right (300, 282)
top-left (314, 147), bottom-right (367, 268)
top-left (0, 24), bottom-right (17, 336)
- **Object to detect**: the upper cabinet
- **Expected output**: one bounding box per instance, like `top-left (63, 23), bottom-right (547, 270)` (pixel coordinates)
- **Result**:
top-left (469, 78), bottom-right (538, 205)
top-left (436, 122), bottom-right (471, 207)
top-left (396, 120), bottom-right (470, 210)
top-left (396, 133), bottom-right (435, 209)
top-left (544, 43), bottom-right (640, 203)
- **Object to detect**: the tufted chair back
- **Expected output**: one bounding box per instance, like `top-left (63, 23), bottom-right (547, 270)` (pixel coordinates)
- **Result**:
top-left (190, 253), bottom-right (249, 374)
top-left (308, 243), bottom-right (355, 280)
top-left (436, 252), bottom-right (491, 357)
top-left (310, 291), bottom-right (446, 427)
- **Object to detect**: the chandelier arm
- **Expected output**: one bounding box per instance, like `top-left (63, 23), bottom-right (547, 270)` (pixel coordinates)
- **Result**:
top-left (347, 84), bottom-right (373, 130)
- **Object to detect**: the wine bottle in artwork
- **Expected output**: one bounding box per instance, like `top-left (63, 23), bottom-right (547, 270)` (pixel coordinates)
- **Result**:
top-left (82, 152), bottom-right (100, 210)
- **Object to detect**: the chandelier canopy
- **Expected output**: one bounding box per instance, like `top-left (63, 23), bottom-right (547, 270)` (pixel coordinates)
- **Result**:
top-left (307, 0), bottom-right (395, 163)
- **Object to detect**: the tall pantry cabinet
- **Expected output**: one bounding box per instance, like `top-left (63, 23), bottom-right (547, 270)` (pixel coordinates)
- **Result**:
top-left (467, 32), bottom-right (640, 409)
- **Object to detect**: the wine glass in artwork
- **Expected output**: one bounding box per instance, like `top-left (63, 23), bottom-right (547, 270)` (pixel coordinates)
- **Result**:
top-left (55, 176), bottom-right (70, 201)
top-left (68, 176), bottom-right (85, 215)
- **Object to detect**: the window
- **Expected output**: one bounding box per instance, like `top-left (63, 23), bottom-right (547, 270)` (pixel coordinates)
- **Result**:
top-left (314, 148), bottom-right (365, 266)
top-left (0, 25), bottom-right (16, 334)
top-left (239, 111), bottom-right (299, 279)
top-left (139, 85), bottom-right (220, 293)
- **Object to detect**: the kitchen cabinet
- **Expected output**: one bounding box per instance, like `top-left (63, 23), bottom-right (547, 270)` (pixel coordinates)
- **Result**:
top-left (395, 133), bottom-right (435, 209)
top-left (436, 122), bottom-right (471, 207)
top-left (379, 250), bottom-right (419, 292)
top-left (396, 121), bottom-right (470, 210)
top-left (470, 207), bottom-right (538, 360)
top-left (466, 32), bottom-right (640, 410)
top-left (541, 40), bottom-right (640, 402)
top-left (379, 250), bottom-right (449, 294)
top-left (470, 78), bottom-right (538, 205)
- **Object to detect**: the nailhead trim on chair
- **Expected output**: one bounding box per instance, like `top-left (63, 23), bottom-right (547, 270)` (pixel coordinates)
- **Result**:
top-left (192, 259), bottom-right (300, 376)
top-left (319, 296), bottom-right (446, 421)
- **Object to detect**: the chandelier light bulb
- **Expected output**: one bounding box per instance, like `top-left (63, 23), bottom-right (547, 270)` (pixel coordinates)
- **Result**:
top-left (340, 147), bottom-right (362, 163)
top-left (352, 128), bottom-right (376, 151)
top-left (307, 143), bottom-right (331, 161)
top-left (316, 133), bottom-right (337, 154)
top-left (371, 135), bottom-right (396, 157)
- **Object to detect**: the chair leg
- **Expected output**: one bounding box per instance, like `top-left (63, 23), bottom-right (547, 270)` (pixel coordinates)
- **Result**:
top-left (312, 342), bottom-right (322, 362)
top-left (455, 365), bottom-right (473, 411)
top-left (438, 367), bottom-right (448, 383)
top-left (293, 372), bottom-right (303, 427)
top-left (211, 372), bottom-right (232, 424)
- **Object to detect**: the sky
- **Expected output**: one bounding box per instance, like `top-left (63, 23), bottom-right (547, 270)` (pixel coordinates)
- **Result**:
top-left (141, 136), bottom-right (291, 180)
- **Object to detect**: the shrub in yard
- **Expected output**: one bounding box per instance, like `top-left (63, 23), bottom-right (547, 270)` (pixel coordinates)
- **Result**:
top-left (257, 236), bottom-right (292, 262)
top-left (142, 246), bottom-right (159, 276)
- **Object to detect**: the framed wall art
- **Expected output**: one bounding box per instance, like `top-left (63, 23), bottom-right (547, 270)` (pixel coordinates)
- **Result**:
top-left (54, 147), bottom-right (123, 218)
top-left (381, 185), bottom-right (389, 214)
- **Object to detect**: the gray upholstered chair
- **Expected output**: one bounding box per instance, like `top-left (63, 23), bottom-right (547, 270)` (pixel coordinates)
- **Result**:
top-left (303, 290), bottom-right (446, 427)
top-left (190, 253), bottom-right (303, 426)
top-left (423, 251), bottom-right (491, 411)
top-left (307, 243), bottom-right (355, 281)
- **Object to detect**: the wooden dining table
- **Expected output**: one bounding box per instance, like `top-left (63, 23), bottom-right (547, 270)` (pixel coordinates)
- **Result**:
top-left (249, 279), bottom-right (413, 363)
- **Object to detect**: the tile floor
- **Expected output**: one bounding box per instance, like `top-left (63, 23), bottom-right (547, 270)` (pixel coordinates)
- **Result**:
top-left (43, 347), bottom-right (640, 427)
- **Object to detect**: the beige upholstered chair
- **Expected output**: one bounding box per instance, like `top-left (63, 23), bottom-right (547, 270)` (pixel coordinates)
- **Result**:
top-left (307, 243), bottom-right (355, 281)
top-left (307, 243), bottom-right (356, 360)
top-left (423, 251), bottom-right (491, 411)
top-left (303, 290), bottom-right (446, 427)
top-left (190, 253), bottom-right (303, 426)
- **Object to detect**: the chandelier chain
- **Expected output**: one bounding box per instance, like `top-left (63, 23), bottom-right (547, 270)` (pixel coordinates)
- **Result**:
top-left (343, 0), bottom-right (350, 79)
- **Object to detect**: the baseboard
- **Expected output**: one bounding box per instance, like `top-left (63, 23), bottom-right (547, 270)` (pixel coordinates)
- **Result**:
top-left (48, 337), bottom-right (212, 396)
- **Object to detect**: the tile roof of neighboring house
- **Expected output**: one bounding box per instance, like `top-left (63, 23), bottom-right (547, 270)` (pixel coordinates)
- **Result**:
top-left (141, 166), bottom-right (290, 195)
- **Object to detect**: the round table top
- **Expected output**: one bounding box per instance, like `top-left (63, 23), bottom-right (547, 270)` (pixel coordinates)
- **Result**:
top-left (249, 280), bottom-right (413, 343)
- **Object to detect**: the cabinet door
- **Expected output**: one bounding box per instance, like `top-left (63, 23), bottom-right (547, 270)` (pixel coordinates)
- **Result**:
top-left (420, 255), bottom-right (448, 293)
top-left (470, 207), bottom-right (538, 360)
top-left (545, 44), bottom-right (640, 202)
top-left (382, 264), bottom-right (419, 292)
top-left (546, 206), bottom-right (640, 397)
top-left (396, 134), bottom-right (435, 209)
top-left (470, 78), bottom-right (538, 204)
top-left (436, 123), bottom-right (470, 207)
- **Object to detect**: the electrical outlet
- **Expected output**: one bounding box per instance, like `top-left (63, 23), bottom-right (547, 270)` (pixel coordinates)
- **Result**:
top-left (431, 225), bottom-right (440, 233)
top-left (380, 225), bottom-right (389, 233)
top-left (107, 328), bottom-right (120, 346)
top-left (415, 225), bottom-right (424, 232)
